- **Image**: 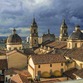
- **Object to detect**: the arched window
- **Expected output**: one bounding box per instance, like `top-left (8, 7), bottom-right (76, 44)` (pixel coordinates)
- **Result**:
top-left (69, 43), bottom-right (70, 48)
top-left (34, 29), bottom-right (36, 33)
top-left (75, 43), bottom-right (77, 48)
top-left (19, 47), bottom-right (21, 50)
top-left (14, 47), bottom-right (17, 50)
top-left (9, 47), bottom-right (11, 51)
top-left (34, 39), bottom-right (36, 44)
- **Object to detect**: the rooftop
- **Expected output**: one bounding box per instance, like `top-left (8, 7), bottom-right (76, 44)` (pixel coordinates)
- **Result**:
top-left (30, 54), bottom-right (66, 64)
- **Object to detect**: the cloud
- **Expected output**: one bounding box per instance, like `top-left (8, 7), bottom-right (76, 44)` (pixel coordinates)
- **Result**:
top-left (0, 0), bottom-right (83, 36)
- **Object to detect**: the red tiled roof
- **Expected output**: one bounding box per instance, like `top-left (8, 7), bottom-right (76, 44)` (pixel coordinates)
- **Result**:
top-left (11, 74), bottom-right (30, 83)
top-left (65, 48), bottom-right (83, 61)
top-left (74, 68), bottom-right (83, 78)
top-left (31, 54), bottom-right (66, 64)
top-left (46, 41), bottom-right (67, 49)
top-left (5, 68), bottom-right (31, 78)
top-left (64, 68), bottom-right (78, 79)
top-left (19, 70), bottom-right (32, 77)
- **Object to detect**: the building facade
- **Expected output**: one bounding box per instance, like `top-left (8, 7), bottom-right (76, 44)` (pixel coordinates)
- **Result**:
top-left (28, 54), bottom-right (67, 78)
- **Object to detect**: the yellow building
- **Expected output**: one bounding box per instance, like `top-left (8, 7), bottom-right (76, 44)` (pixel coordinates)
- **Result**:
top-left (29, 18), bottom-right (39, 48)
top-left (6, 28), bottom-right (22, 51)
top-left (6, 50), bottom-right (27, 69)
top-left (67, 25), bottom-right (83, 49)
top-left (28, 54), bottom-right (67, 78)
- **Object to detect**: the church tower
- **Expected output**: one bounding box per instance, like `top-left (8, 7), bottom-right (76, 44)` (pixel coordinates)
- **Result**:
top-left (59, 19), bottom-right (68, 41)
top-left (29, 18), bottom-right (38, 48)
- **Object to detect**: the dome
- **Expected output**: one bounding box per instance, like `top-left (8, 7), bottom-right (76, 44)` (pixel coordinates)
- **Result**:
top-left (69, 26), bottom-right (83, 40)
top-left (7, 29), bottom-right (22, 44)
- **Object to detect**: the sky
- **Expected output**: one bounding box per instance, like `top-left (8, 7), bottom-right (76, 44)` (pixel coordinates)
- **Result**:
top-left (0, 0), bottom-right (83, 37)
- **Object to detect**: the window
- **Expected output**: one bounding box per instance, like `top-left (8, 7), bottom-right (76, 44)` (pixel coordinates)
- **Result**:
top-left (61, 68), bottom-right (64, 73)
top-left (69, 43), bottom-right (70, 48)
top-left (0, 70), bottom-right (2, 75)
top-left (38, 65), bottom-right (40, 68)
top-left (34, 39), bottom-right (36, 44)
top-left (34, 29), bottom-right (36, 33)
top-left (50, 64), bottom-right (52, 67)
top-left (80, 64), bottom-right (83, 69)
top-left (6, 77), bottom-right (7, 82)
top-left (61, 63), bottom-right (63, 66)
top-left (14, 47), bottom-right (17, 50)
top-left (9, 47), bottom-right (11, 51)
top-left (50, 69), bottom-right (52, 75)
top-left (19, 47), bottom-right (21, 50)
top-left (75, 43), bottom-right (77, 48)
top-left (38, 71), bottom-right (41, 77)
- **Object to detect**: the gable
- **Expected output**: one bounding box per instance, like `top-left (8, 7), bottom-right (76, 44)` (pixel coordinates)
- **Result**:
top-left (7, 51), bottom-right (27, 69)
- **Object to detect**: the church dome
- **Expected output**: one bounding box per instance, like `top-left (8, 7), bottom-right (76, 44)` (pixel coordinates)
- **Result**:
top-left (69, 25), bottom-right (83, 40)
top-left (7, 29), bottom-right (22, 45)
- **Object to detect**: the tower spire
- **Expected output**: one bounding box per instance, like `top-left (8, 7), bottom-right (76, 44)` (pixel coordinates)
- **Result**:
top-left (13, 28), bottom-right (16, 34)
top-left (62, 19), bottom-right (66, 25)
top-left (32, 18), bottom-right (36, 24)
top-left (48, 29), bottom-right (50, 34)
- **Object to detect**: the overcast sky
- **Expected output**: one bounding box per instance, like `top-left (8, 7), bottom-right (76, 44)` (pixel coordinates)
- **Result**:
top-left (0, 0), bottom-right (83, 37)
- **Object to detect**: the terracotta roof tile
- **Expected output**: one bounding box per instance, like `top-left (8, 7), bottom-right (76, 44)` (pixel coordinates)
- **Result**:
top-left (46, 41), bottom-right (67, 49)
top-left (31, 54), bottom-right (66, 64)
top-left (5, 68), bottom-right (32, 78)
top-left (11, 74), bottom-right (30, 83)
top-left (64, 68), bottom-right (78, 79)
top-left (74, 68), bottom-right (83, 78)
top-left (65, 48), bottom-right (83, 61)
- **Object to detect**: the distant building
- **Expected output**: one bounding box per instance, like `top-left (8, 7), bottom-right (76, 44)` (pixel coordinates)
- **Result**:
top-left (59, 19), bottom-right (68, 41)
top-left (6, 28), bottom-right (23, 51)
top-left (42, 29), bottom-right (55, 43)
top-left (67, 25), bottom-right (83, 49)
top-left (29, 18), bottom-right (39, 48)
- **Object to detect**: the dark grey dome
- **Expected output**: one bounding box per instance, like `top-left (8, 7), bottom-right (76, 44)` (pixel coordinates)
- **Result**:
top-left (69, 29), bottom-right (83, 40)
top-left (7, 29), bottom-right (22, 44)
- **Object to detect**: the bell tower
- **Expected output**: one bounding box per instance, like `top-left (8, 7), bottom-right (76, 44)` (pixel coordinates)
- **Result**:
top-left (59, 19), bottom-right (68, 41)
top-left (29, 18), bottom-right (38, 48)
